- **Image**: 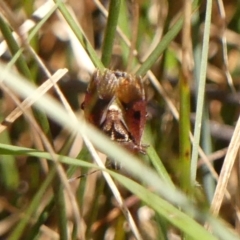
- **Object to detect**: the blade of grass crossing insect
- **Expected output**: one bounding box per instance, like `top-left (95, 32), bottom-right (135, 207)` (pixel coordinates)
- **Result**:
top-left (0, 66), bottom-right (192, 209)
top-left (0, 142), bottom-right (239, 239)
top-left (0, 64), bottom-right (193, 217)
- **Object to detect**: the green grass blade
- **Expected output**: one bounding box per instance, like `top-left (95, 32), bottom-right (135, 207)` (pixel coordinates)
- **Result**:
top-left (101, 0), bottom-right (121, 67)
top-left (0, 14), bottom-right (53, 138)
top-left (55, 183), bottom-right (68, 240)
top-left (144, 127), bottom-right (174, 186)
top-left (0, 141), bottom-right (239, 239)
top-left (136, 17), bottom-right (183, 76)
top-left (179, 71), bottom-right (191, 192)
top-left (0, 120), bottom-right (19, 189)
top-left (7, 4), bottom-right (57, 70)
top-left (24, 198), bottom-right (55, 240)
top-left (8, 167), bottom-right (56, 240)
top-left (0, 143), bottom-right (97, 169)
top-left (136, 0), bottom-right (199, 76)
top-left (190, 0), bottom-right (213, 183)
top-left (54, 0), bottom-right (104, 70)
top-left (118, 0), bottom-right (131, 67)
top-left (1, 62), bottom-right (239, 239)
top-left (0, 15), bottom-right (32, 79)
top-left (111, 172), bottom-right (216, 240)
top-left (201, 106), bottom-right (215, 201)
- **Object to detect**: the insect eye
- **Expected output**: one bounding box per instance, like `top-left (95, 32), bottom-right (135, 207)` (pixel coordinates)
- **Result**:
top-left (114, 71), bottom-right (127, 78)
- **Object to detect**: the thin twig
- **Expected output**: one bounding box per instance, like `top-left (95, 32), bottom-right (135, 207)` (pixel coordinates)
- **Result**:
top-left (216, 0), bottom-right (236, 94)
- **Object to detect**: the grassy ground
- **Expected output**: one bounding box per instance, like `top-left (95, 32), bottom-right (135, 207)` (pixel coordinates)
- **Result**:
top-left (0, 0), bottom-right (240, 239)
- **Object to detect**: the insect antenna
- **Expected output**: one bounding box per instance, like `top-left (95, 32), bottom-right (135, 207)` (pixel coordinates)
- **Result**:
top-left (68, 169), bottom-right (100, 182)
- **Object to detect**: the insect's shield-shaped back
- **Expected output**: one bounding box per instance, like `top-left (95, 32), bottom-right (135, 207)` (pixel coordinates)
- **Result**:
top-left (82, 69), bottom-right (148, 164)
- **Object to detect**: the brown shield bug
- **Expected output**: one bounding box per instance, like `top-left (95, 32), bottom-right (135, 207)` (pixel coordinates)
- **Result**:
top-left (82, 69), bottom-right (148, 168)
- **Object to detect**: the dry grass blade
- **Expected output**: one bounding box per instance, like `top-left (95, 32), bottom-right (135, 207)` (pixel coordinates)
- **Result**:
top-left (0, 198), bottom-right (59, 239)
top-left (0, 68), bottom-right (84, 239)
top-left (216, 0), bottom-right (236, 94)
top-left (210, 115), bottom-right (240, 215)
top-left (0, 0), bottom-right (56, 56)
top-left (93, 0), bottom-right (219, 187)
top-left (0, 68), bottom-right (68, 133)
top-left (2, 0), bottom-right (240, 238)
top-left (82, 136), bottom-right (143, 240)
top-left (147, 71), bottom-right (219, 181)
top-left (1, 64), bottom-right (141, 238)
top-left (197, 148), bottom-right (228, 167)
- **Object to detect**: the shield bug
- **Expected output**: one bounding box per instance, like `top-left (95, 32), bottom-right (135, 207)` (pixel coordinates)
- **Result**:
top-left (82, 69), bottom-right (148, 168)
